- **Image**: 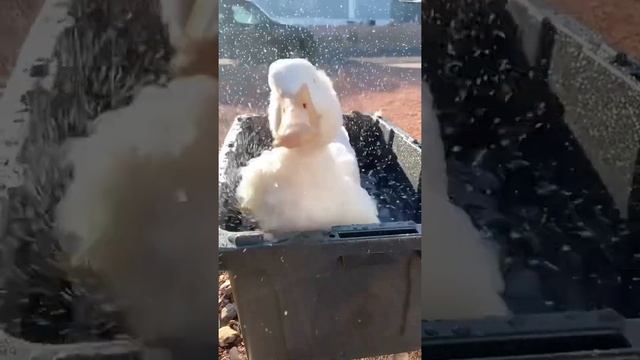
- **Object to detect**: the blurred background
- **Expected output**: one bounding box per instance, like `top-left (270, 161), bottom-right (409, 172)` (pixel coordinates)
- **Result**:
top-left (218, 0), bottom-right (422, 149)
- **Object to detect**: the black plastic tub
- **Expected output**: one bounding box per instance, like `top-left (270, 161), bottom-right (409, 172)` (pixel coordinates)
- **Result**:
top-left (422, 0), bottom-right (640, 358)
top-left (425, 0), bottom-right (640, 320)
top-left (219, 112), bottom-right (421, 232)
top-left (218, 113), bottom-right (421, 359)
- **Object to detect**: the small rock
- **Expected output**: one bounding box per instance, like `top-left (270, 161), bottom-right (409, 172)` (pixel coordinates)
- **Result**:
top-left (228, 319), bottom-right (241, 331)
top-left (220, 279), bottom-right (233, 298)
top-left (392, 353), bottom-right (410, 360)
top-left (221, 303), bottom-right (238, 325)
top-left (228, 347), bottom-right (242, 360)
top-left (219, 325), bottom-right (240, 347)
top-left (219, 296), bottom-right (230, 308)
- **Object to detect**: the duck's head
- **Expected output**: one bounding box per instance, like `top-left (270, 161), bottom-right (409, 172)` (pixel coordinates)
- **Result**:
top-left (164, 0), bottom-right (218, 78)
top-left (267, 58), bottom-right (343, 150)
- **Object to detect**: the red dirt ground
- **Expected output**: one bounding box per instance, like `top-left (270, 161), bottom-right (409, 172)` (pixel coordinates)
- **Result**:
top-left (549, 0), bottom-right (640, 61)
top-left (341, 84), bottom-right (422, 141)
top-left (218, 61), bottom-right (421, 147)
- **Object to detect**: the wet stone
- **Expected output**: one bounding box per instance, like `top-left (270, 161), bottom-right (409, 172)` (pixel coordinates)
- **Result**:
top-left (228, 346), bottom-right (243, 360)
top-left (220, 280), bottom-right (232, 299)
top-left (218, 326), bottom-right (240, 347)
top-left (220, 303), bottom-right (238, 326)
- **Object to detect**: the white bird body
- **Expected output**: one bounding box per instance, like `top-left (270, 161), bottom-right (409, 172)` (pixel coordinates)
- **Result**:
top-left (54, 1), bottom-right (219, 353)
top-left (237, 59), bottom-right (378, 234)
top-left (336, 126), bottom-right (355, 156)
top-left (238, 142), bottom-right (378, 234)
top-left (422, 81), bottom-right (509, 320)
top-left (55, 74), bottom-right (219, 343)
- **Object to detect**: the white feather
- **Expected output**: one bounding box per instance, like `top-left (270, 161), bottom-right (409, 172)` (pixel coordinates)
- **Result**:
top-left (237, 59), bottom-right (377, 234)
top-left (237, 145), bottom-right (378, 233)
top-left (422, 81), bottom-right (509, 320)
top-left (57, 76), bottom-right (213, 257)
top-left (55, 75), bottom-right (219, 343)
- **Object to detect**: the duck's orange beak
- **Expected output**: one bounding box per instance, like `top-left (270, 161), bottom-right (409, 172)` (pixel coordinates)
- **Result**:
top-left (273, 121), bottom-right (312, 148)
top-left (272, 84), bottom-right (319, 149)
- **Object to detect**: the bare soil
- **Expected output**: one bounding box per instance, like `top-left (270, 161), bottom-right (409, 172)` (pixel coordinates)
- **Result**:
top-left (218, 61), bottom-right (421, 148)
top-left (549, 0), bottom-right (640, 61)
top-left (341, 84), bottom-right (421, 141)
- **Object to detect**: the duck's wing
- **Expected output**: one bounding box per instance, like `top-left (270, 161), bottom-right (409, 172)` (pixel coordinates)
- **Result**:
top-left (423, 82), bottom-right (448, 198)
top-left (335, 126), bottom-right (356, 156)
top-left (328, 143), bottom-right (361, 184)
top-left (236, 148), bottom-right (284, 211)
top-left (56, 76), bottom-right (217, 265)
top-left (422, 191), bottom-right (508, 319)
top-left (328, 127), bottom-right (359, 182)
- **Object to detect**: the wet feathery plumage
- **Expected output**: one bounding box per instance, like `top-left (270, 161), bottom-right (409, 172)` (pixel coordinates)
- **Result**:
top-left (236, 59), bottom-right (379, 236)
top-left (422, 82), bottom-right (510, 320)
top-left (55, 0), bottom-right (219, 350)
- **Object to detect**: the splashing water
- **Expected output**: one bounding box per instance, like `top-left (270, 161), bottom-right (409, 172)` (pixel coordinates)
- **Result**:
top-left (218, 113), bottom-right (420, 232)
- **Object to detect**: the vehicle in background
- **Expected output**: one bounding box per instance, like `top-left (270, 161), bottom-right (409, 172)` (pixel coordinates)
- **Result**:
top-left (219, 0), bottom-right (421, 64)
top-left (255, 0), bottom-right (421, 61)
top-left (219, 0), bottom-right (317, 64)
top-left (392, 0), bottom-right (421, 23)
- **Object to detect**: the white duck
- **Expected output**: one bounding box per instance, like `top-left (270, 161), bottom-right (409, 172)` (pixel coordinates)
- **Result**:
top-left (55, 74), bottom-right (219, 345)
top-left (236, 58), bottom-right (379, 236)
top-left (55, 2), bottom-right (219, 351)
top-left (422, 81), bottom-right (510, 320)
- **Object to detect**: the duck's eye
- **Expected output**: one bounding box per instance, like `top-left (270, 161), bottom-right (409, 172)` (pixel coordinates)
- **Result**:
top-left (302, 103), bottom-right (307, 109)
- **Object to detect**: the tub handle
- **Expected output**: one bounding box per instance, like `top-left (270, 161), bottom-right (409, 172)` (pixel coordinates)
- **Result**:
top-left (331, 221), bottom-right (419, 239)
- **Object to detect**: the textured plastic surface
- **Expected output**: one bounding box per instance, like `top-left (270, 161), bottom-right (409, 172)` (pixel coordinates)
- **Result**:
top-left (507, 0), bottom-right (640, 220)
top-left (423, 309), bottom-right (640, 360)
